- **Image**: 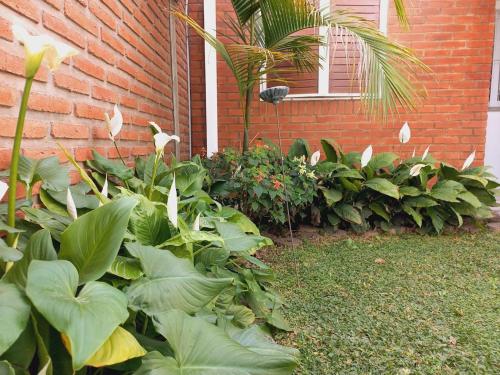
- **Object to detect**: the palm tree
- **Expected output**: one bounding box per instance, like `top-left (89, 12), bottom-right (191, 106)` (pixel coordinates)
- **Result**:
top-left (173, 0), bottom-right (427, 152)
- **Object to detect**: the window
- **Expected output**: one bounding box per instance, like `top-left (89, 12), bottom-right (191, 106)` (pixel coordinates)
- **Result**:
top-left (262, 0), bottom-right (389, 99)
top-left (490, 9), bottom-right (500, 108)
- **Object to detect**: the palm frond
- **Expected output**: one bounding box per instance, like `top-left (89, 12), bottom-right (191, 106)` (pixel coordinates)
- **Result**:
top-left (230, 0), bottom-right (261, 25)
top-left (393, 0), bottom-right (410, 29)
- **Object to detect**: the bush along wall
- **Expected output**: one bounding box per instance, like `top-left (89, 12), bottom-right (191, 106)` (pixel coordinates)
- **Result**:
top-left (204, 135), bottom-right (499, 234)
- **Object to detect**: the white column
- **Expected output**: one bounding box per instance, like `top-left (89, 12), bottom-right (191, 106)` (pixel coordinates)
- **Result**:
top-left (379, 0), bottom-right (389, 35)
top-left (204, 0), bottom-right (218, 157)
top-left (318, 0), bottom-right (330, 95)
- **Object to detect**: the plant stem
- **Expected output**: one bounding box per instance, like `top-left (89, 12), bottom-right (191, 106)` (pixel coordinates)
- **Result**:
top-left (113, 140), bottom-right (127, 167)
top-left (6, 77), bottom-right (34, 246)
top-left (148, 153), bottom-right (160, 200)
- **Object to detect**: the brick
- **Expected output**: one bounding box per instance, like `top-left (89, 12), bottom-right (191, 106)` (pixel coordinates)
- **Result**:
top-left (54, 72), bottom-right (90, 94)
top-left (75, 103), bottom-right (106, 120)
top-left (0, 118), bottom-right (48, 138)
top-left (43, 12), bottom-right (86, 48)
top-left (89, 0), bottom-right (117, 30)
top-left (0, 0), bottom-right (40, 22)
top-left (0, 149), bottom-right (12, 169)
top-left (28, 93), bottom-right (72, 114)
top-left (23, 148), bottom-right (67, 163)
top-left (75, 146), bottom-right (105, 162)
top-left (120, 94), bottom-right (137, 109)
top-left (44, 0), bottom-right (63, 10)
top-left (102, 0), bottom-right (121, 18)
top-left (51, 123), bottom-right (90, 139)
top-left (107, 71), bottom-right (130, 90)
top-left (0, 16), bottom-right (12, 41)
top-left (0, 86), bottom-right (17, 107)
top-left (65, 0), bottom-right (99, 36)
top-left (73, 55), bottom-right (105, 80)
top-left (92, 85), bottom-right (118, 103)
top-left (88, 39), bottom-right (116, 65)
top-left (101, 28), bottom-right (126, 55)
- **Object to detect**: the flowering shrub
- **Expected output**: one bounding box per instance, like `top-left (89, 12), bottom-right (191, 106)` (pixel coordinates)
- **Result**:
top-left (204, 143), bottom-right (317, 230)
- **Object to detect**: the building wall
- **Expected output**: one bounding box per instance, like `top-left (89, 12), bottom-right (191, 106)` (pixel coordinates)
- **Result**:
top-left (190, 0), bottom-right (495, 168)
top-left (0, 0), bottom-right (190, 172)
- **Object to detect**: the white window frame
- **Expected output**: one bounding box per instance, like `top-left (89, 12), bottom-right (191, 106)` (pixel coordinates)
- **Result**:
top-left (260, 0), bottom-right (389, 101)
top-left (490, 7), bottom-right (500, 108)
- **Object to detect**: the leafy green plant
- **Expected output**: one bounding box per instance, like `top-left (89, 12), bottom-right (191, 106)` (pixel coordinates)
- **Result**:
top-left (204, 142), bottom-right (317, 230)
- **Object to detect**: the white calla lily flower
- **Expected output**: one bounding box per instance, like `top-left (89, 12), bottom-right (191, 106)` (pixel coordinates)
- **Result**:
top-left (399, 122), bottom-right (411, 144)
top-left (461, 150), bottom-right (476, 171)
top-left (167, 175), bottom-right (178, 228)
top-left (422, 145), bottom-right (430, 160)
top-left (13, 23), bottom-right (78, 78)
top-left (0, 181), bottom-right (7, 201)
top-left (101, 176), bottom-right (109, 198)
top-left (193, 213), bottom-right (201, 231)
top-left (154, 132), bottom-right (180, 153)
top-left (409, 164), bottom-right (426, 177)
top-left (149, 121), bottom-right (162, 135)
top-left (361, 145), bottom-right (373, 168)
top-left (66, 188), bottom-right (78, 221)
top-left (105, 105), bottom-right (123, 141)
top-left (310, 150), bottom-right (320, 166)
top-left (44, 39), bottom-right (78, 71)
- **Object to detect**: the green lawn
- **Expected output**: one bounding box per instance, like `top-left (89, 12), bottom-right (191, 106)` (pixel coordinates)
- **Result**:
top-left (267, 232), bottom-right (500, 374)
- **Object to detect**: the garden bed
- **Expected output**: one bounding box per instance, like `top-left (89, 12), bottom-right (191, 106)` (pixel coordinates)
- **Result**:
top-left (266, 232), bottom-right (500, 374)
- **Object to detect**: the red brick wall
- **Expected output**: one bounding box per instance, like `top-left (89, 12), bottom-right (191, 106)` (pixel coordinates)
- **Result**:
top-left (0, 0), bottom-right (190, 171)
top-left (190, 0), bottom-right (495, 167)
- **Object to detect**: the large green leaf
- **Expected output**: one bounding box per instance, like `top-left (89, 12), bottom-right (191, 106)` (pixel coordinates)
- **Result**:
top-left (134, 310), bottom-right (298, 375)
top-left (364, 178), bottom-right (400, 199)
top-left (430, 180), bottom-right (465, 202)
top-left (128, 194), bottom-right (170, 246)
top-left (215, 222), bottom-right (272, 255)
top-left (320, 139), bottom-right (338, 162)
top-left (457, 191), bottom-right (482, 208)
top-left (25, 260), bottom-right (129, 370)
top-left (0, 238), bottom-right (23, 262)
top-left (287, 138), bottom-right (310, 159)
top-left (3, 229), bottom-right (57, 288)
top-left (45, 183), bottom-right (99, 210)
top-left (86, 150), bottom-right (134, 181)
top-left (18, 156), bottom-right (69, 193)
top-left (126, 243), bottom-right (233, 316)
top-left (320, 188), bottom-right (342, 207)
top-left (367, 153), bottom-right (398, 170)
top-left (59, 197), bottom-right (137, 284)
top-left (108, 256), bottom-right (143, 280)
top-left (171, 162), bottom-right (207, 197)
top-left (333, 204), bottom-right (362, 225)
top-left (0, 282), bottom-right (31, 356)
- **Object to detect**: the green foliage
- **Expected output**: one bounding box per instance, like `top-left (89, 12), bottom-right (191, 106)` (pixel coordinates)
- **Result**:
top-left (0, 149), bottom-right (297, 374)
top-left (203, 144), bottom-right (317, 230)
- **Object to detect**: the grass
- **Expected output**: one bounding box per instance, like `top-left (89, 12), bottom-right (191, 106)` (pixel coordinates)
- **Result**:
top-left (267, 232), bottom-right (500, 374)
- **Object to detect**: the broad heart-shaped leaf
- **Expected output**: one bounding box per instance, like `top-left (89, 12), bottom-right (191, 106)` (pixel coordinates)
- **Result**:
top-left (319, 187), bottom-right (342, 207)
top-left (214, 222), bottom-right (272, 255)
top-left (0, 282), bottom-right (31, 356)
top-left (133, 310), bottom-right (298, 375)
top-left (86, 150), bottom-right (134, 181)
top-left (18, 156), bottom-right (69, 192)
top-left (430, 180), bottom-right (465, 202)
top-left (25, 260), bottom-right (129, 371)
top-left (0, 238), bottom-right (23, 262)
top-left (288, 138), bottom-right (310, 159)
top-left (126, 243), bottom-right (233, 316)
top-left (333, 204), bottom-right (362, 225)
top-left (128, 194), bottom-right (171, 246)
top-left (72, 327), bottom-right (146, 368)
top-left (367, 152), bottom-right (398, 170)
top-left (320, 139), bottom-right (339, 162)
top-left (108, 256), bottom-right (143, 280)
top-left (3, 229), bottom-right (57, 288)
top-left (171, 162), bottom-right (207, 197)
top-left (59, 197), bottom-right (137, 284)
top-left (364, 178), bottom-right (400, 199)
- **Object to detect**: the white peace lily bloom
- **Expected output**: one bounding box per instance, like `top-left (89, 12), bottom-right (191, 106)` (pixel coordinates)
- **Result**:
top-left (66, 188), bottom-right (78, 221)
top-left (409, 164), bottom-right (426, 177)
top-left (310, 150), bottom-right (320, 166)
top-left (399, 122), bottom-right (411, 144)
top-left (154, 132), bottom-right (180, 153)
top-left (0, 181), bottom-right (7, 201)
top-left (44, 39), bottom-right (78, 71)
top-left (193, 213), bottom-right (201, 231)
top-left (13, 23), bottom-right (78, 78)
top-left (461, 150), bottom-right (476, 171)
top-left (149, 121), bottom-right (162, 134)
top-left (167, 174), bottom-right (178, 228)
top-left (105, 105), bottom-right (123, 141)
top-left (361, 145), bottom-right (373, 168)
top-left (98, 176), bottom-right (109, 207)
top-left (422, 145), bottom-right (430, 160)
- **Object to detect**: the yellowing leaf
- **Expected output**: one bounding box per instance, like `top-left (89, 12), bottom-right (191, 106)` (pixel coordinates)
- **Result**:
top-left (62, 327), bottom-right (146, 368)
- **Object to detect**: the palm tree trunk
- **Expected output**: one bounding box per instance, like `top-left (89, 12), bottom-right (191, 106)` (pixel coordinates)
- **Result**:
top-left (242, 85), bottom-right (253, 152)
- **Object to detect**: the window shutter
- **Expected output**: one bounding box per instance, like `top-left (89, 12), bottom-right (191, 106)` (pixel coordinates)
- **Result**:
top-left (329, 0), bottom-right (381, 94)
